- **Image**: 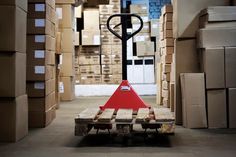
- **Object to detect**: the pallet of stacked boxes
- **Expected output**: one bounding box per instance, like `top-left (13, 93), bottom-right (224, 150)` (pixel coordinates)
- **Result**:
top-left (27, 0), bottom-right (57, 128)
top-left (197, 6), bottom-right (236, 129)
top-left (0, 0), bottom-right (28, 142)
top-left (56, 1), bottom-right (76, 101)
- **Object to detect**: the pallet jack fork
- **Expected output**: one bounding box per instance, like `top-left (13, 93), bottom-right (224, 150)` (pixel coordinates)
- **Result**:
top-left (75, 14), bottom-right (175, 136)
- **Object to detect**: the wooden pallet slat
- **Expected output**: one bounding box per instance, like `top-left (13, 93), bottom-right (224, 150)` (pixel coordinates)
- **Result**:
top-left (98, 109), bottom-right (115, 122)
top-left (153, 108), bottom-right (174, 122)
top-left (136, 108), bottom-right (150, 123)
top-left (77, 108), bottom-right (100, 122)
top-left (115, 109), bottom-right (133, 122)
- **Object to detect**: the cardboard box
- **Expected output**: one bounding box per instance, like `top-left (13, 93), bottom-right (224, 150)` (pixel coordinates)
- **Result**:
top-left (132, 22), bottom-right (150, 33)
top-left (27, 35), bottom-right (55, 51)
top-left (29, 0), bottom-right (55, 9)
top-left (99, 5), bottom-right (112, 14)
top-left (133, 33), bottom-right (150, 42)
top-left (84, 9), bottom-right (99, 30)
top-left (60, 76), bottom-right (75, 101)
top-left (0, 6), bottom-right (26, 52)
top-left (102, 74), bottom-right (122, 84)
top-left (130, 4), bottom-right (148, 14)
top-left (79, 46), bottom-right (100, 55)
top-left (180, 73), bottom-right (207, 128)
top-left (175, 39), bottom-right (200, 124)
top-left (60, 28), bottom-right (74, 53)
top-left (131, 14), bottom-right (149, 24)
top-left (200, 48), bottom-right (225, 89)
top-left (79, 75), bottom-right (102, 84)
top-left (102, 45), bottom-right (112, 55)
top-left (27, 79), bottom-right (55, 97)
top-left (0, 95), bottom-right (28, 142)
top-left (112, 36), bottom-right (122, 45)
top-left (172, 0), bottom-right (229, 38)
top-left (197, 28), bottom-right (236, 48)
top-left (112, 45), bottom-right (122, 55)
top-left (28, 3), bottom-right (56, 24)
top-left (112, 64), bottom-right (122, 74)
top-left (136, 41), bottom-right (155, 56)
top-left (162, 73), bottom-right (170, 82)
top-left (207, 89), bottom-right (227, 128)
top-left (101, 34), bottom-right (113, 45)
top-left (162, 81), bottom-right (169, 90)
top-left (225, 47), bottom-right (236, 88)
top-left (74, 5), bottom-right (82, 18)
top-left (82, 30), bottom-right (101, 46)
top-left (162, 64), bottom-right (171, 73)
top-left (228, 88), bottom-right (236, 128)
top-left (29, 105), bottom-right (56, 128)
top-left (27, 50), bottom-right (55, 66)
top-left (161, 54), bottom-right (172, 64)
top-left (56, 4), bottom-right (74, 29)
top-left (162, 89), bottom-right (169, 99)
top-left (164, 21), bottom-right (172, 30)
top-left (56, 32), bottom-right (62, 54)
top-left (112, 54), bottom-right (122, 64)
top-left (0, 52), bottom-right (26, 97)
top-left (27, 65), bottom-right (55, 81)
top-left (161, 4), bottom-right (173, 15)
top-left (150, 19), bottom-right (159, 37)
top-left (110, 4), bottom-right (120, 14)
top-left (161, 47), bottom-right (174, 55)
top-left (163, 98), bottom-right (170, 108)
top-left (55, 0), bottom-right (77, 4)
top-left (60, 53), bottom-right (74, 77)
top-left (79, 65), bottom-right (101, 75)
top-left (78, 55), bottom-right (100, 65)
top-left (164, 30), bottom-right (173, 38)
top-left (27, 18), bottom-right (55, 37)
top-left (109, 0), bottom-right (120, 4)
top-left (162, 38), bottom-right (174, 47)
top-left (74, 32), bottom-right (80, 46)
top-left (102, 65), bottom-right (112, 74)
top-left (100, 24), bottom-right (121, 35)
top-left (164, 13), bottom-right (173, 22)
top-left (101, 55), bottom-right (112, 65)
top-left (156, 62), bottom-right (162, 105)
top-left (0, 0), bottom-right (27, 12)
top-left (100, 14), bottom-right (120, 25)
top-left (29, 91), bottom-right (55, 112)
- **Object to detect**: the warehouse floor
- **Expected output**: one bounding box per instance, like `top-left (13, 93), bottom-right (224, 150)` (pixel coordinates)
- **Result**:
top-left (1, 96), bottom-right (236, 157)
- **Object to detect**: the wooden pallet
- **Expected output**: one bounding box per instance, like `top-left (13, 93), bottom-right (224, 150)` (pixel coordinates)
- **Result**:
top-left (75, 107), bottom-right (175, 136)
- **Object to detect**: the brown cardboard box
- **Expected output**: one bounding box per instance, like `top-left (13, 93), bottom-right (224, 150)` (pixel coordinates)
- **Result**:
top-left (28, 3), bottom-right (56, 24)
top-left (162, 64), bottom-right (171, 73)
top-left (180, 73), bottom-right (207, 128)
top-left (60, 53), bottom-right (74, 77)
top-left (136, 41), bottom-right (155, 56)
top-left (29, 91), bottom-right (55, 112)
top-left (225, 47), bottom-right (236, 88)
top-left (102, 45), bottom-right (112, 55)
top-left (161, 4), bottom-right (173, 15)
top-left (27, 19), bottom-right (55, 37)
top-left (161, 47), bottom-right (174, 55)
top-left (172, 0), bottom-right (229, 38)
top-left (74, 32), bottom-right (80, 46)
top-left (27, 65), bottom-right (55, 81)
top-left (162, 81), bottom-right (169, 90)
top-left (175, 39), bottom-right (200, 124)
top-left (29, 105), bottom-right (56, 128)
top-left (99, 5), bottom-right (112, 14)
top-left (164, 30), bottom-right (173, 38)
top-left (101, 34), bottom-right (113, 45)
top-left (0, 95), bottom-right (28, 142)
top-left (132, 14), bottom-right (149, 24)
top-left (161, 54), bottom-right (172, 64)
top-left (0, 6), bottom-right (26, 52)
top-left (100, 14), bottom-right (120, 25)
top-left (78, 55), bottom-right (100, 65)
top-left (29, 0), bottom-right (55, 9)
top-left (110, 4), bottom-right (120, 14)
top-left (197, 28), bottom-right (236, 48)
top-left (79, 75), bottom-right (102, 84)
top-left (132, 22), bottom-right (150, 33)
top-left (55, 0), bottom-right (76, 4)
top-left (162, 72), bottom-right (170, 81)
top-left (84, 9), bottom-right (100, 30)
top-left (27, 35), bottom-right (56, 51)
top-left (109, 0), bottom-right (120, 4)
top-left (130, 4), bottom-right (148, 14)
top-left (56, 4), bottom-right (74, 29)
top-left (207, 89), bottom-right (227, 128)
top-left (102, 65), bottom-right (112, 74)
top-left (60, 28), bottom-right (74, 53)
top-left (163, 98), bottom-right (170, 108)
top-left (162, 38), bottom-right (174, 47)
top-left (156, 62), bottom-right (162, 105)
top-left (170, 83), bottom-right (175, 112)
top-left (133, 33), bottom-right (150, 42)
top-left (100, 24), bottom-right (121, 35)
top-left (0, 52), bottom-right (26, 97)
top-left (56, 32), bottom-right (62, 54)
top-left (164, 21), bottom-right (172, 30)
top-left (112, 45), bottom-right (122, 55)
top-left (78, 46), bottom-right (100, 55)
top-left (112, 54), bottom-right (122, 64)
top-left (101, 55), bottom-right (112, 65)
top-left (27, 79), bottom-right (55, 97)
top-left (112, 36), bottom-right (122, 45)
top-left (150, 19), bottom-right (159, 37)
top-left (112, 64), bottom-right (122, 74)
top-left (228, 88), bottom-right (236, 128)
top-left (82, 30), bottom-right (101, 46)
top-left (200, 48), bottom-right (225, 89)
top-left (60, 76), bottom-right (75, 101)
top-left (162, 89), bottom-right (169, 99)
top-left (102, 74), bottom-right (122, 84)
top-left (0, 0), bottom-right (27, 12)
top-left (164, 13), bottom-right (173, 22)
top-left (79, 65), bottom-right (101, 75)
top-left (27, 50), bottom-right (55, 66)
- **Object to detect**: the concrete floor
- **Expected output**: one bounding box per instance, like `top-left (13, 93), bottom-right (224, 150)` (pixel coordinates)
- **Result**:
top-left (1, 96), bottom-right (236, 157)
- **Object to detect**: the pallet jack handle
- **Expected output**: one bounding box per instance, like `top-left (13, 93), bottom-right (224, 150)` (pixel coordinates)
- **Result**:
top-left (107, 14), bottom-right (144, 80)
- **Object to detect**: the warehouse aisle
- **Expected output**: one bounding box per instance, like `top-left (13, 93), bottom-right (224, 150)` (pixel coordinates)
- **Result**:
top-left (0, 96), bottom-right (236, 157)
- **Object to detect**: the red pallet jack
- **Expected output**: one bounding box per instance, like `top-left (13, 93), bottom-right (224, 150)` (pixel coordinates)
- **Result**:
top-left (75, 14), bottom-right (175, 136)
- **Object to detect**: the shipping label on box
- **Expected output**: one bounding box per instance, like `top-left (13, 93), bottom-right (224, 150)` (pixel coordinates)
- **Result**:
top-left (78, 55), bottom-right (100, 65)
top-left (101, 34), bottom-right (113, 45)
top-left (101, 55), bottom-right (112, 64)
top-left (102, 65), bottom-right (112, 74)
top-left (112, 54), bottom-right (122, 64)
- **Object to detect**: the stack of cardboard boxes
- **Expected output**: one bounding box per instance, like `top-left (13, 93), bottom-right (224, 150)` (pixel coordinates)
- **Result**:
top-left (0, 0), bottom-right (28, 142)
top-left (27, 0), bottom-right (56, 128)
top-left (56, 1), bottom-right (75, 101)
top-left (172, 0), bottom-right (230, 124)
top-left (197, 6), bottom-right (236, 128)
top-left (157, 5), bottom-right (174, 110)
top-left (79, 8), bottom-right (102, 84)
top-left (99, 1), bottom-right (123, 84)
